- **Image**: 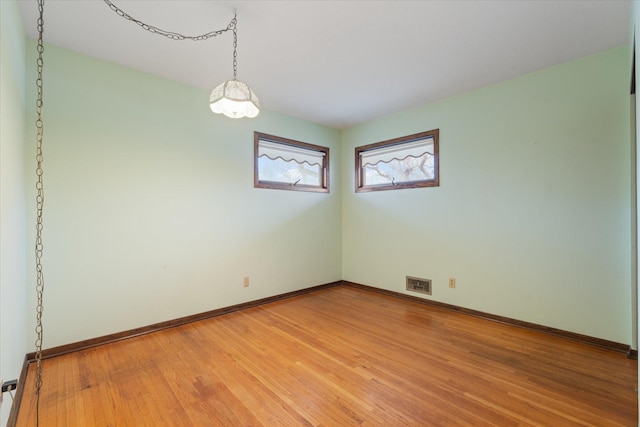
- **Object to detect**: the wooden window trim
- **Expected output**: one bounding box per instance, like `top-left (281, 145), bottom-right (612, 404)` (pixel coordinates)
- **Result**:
top-left (355, 129), bottom-right (439, 193)
top-left (254, 132), bottom-right (330, 193)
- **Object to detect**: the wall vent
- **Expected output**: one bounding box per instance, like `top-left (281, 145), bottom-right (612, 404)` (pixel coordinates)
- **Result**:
top-left (406, 276), bottom-right (432, 295)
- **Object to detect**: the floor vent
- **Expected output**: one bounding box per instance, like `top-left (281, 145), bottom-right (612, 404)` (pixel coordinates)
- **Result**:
top-left (406, 276), bottom-right (432, 295)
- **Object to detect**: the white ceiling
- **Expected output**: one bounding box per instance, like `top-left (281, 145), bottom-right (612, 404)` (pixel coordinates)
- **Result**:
top-left (17, 0), bottom-right (632, 129)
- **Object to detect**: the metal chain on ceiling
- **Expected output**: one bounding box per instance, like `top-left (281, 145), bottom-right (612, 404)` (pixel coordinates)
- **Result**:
top-left (103, 0), bottom-right (235, 41)
top-left (102, 1), bottom-right (239, 78)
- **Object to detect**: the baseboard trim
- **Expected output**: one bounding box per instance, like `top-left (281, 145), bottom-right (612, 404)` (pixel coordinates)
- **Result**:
top-left (26, 281), bottom-right (341, 363)
top-left (22, 279), bottom-right (634, 362)
top-left (342, 281), bottom-right (633, 356)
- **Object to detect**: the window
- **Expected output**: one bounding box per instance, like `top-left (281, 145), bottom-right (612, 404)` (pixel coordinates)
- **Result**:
top-left (355, 129), bottom-right (439, 192)
top-left (255, 132), bottom-right (329, 193)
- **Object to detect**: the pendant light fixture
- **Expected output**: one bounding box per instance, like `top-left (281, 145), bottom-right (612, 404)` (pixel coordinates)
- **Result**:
top-left (209, 13), bottom-right (260, 119)
top-left (104, 1), bottom-right (259, 119)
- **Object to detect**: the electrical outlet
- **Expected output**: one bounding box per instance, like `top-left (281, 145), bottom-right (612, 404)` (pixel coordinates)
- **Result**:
top-left (449, 277), bottom-right (456, 288)
top-left (2, 380), bottom-right (17, 393)
top-left (2, 378), bottom-right (18, 403)
top-left (243, 276), bottom-right (250, 287)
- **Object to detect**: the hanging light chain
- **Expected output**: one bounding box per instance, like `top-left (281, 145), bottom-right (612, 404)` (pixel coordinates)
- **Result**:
top-left (34, 0), bottom-right (46, 425)
top-left (102, 1), bottom-right (258, 117)
top-left (232, 12), bottom-right (238, 79)
top-left (103, 0), bottom-right (235, 41)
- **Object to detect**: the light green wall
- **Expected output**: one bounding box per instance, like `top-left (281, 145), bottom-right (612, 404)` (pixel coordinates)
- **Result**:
top-left (16, 24), bottom-right (633, 351)
top-left (342, 47), bottom-right (632, 344)
top-left (0, 0), bottom-right (27, 424)
top-left (24, 42), bottom-right (342, 348)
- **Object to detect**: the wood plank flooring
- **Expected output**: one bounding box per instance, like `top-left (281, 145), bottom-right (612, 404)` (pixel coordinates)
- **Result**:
top-left (14, 285), bottom-right (638, 426)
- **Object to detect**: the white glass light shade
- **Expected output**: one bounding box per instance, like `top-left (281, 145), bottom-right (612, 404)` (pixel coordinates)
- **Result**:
top-left (209, 79), bottom-right (260, 119)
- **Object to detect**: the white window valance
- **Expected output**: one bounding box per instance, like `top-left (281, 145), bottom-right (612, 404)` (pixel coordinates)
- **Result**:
top-left (361, 138), bottom-right (434, 167)
top-left (258, 140), bottom-right (325, 166)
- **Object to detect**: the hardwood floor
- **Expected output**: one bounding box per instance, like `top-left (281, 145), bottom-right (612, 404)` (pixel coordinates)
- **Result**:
top-left (14, 285), bottom-right (638, 426)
